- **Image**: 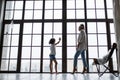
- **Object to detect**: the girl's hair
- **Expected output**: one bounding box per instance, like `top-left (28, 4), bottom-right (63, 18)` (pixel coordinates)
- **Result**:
top-left (80, 24), bottom-right (84, 27)
top-left (49, 38), bottom-right (55, 44)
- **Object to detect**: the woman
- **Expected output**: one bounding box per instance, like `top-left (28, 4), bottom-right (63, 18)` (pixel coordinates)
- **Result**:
top-left (72, 24), bottom-right (88, 74)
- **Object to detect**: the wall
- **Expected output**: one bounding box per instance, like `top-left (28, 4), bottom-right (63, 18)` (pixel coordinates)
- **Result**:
top-left (0, 0), bottom-right (5, 45)
top-left (113, 0), bottom-right (120, 72)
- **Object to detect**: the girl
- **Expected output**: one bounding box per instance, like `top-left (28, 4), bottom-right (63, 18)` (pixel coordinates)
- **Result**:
top-left (49, 37), bottom-right (61, 74)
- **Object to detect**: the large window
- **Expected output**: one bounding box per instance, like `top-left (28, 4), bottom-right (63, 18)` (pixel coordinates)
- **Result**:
top-left (21, 23), bottom-right (42, 72)
top-left (1, 23), bottom-right (20, 71)
top-left (0, 0), bottom-right (117, 73)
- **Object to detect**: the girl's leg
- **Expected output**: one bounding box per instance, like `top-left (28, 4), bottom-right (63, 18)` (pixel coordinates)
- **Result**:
top-left (53, 59), bottom-right (58, 73)
top-left (49, 60), bottom-right (53, 74)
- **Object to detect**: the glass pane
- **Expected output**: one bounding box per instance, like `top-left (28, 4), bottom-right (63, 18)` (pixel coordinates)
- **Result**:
top-left (67, 0), bottom-right (75, 9)
top-left (67, 47), bottom-right (76, 58)
top-left (1, 60), bottom-right (9, 70)
top-left (86, 0), bottom-right (95, 8)
top-left (96, 10), bottom-right (105, 19)
top-left (88, 47), bottom-right (98, 58)
top-left (76, 0), bottom-right (84, 8)
top-left (67, 60), bottom-right (73, 72)
top-left (9, 60), bottom-right (17, 71)
top-left (99, 47), bottom-right (108, 58)
top-left (34, 1), bottom-right (43, 9)
top-left (22, 35), bottom-right (31, 46)
top-left (54, 10), bottom-right (62, 19)
top-left (67, 23), bottom-right (75, 33)
top-left (87, 23), bottom-right (96, 33)
top-left (87, 10), bottom-right (95, 19)
top-left (6, 1), bottom-right (14, 10)
top-left (45, 1), bottom-right (53, 9)
top-left (76, 10), bottom-right (85, 19)
top-left (5, 11), bottom-right (13, 20)
top-left (22, 47), bottom-right (31, 58)
top-left (54, 23), bottom-right (62, 33)
top-left (97, 22), bottom-right (106, 33)
top-left (25, 1), bottom-right (33, 9)
top-left (44, 35), bottom-right (52, 46)
top-left (33, 23), bottom-right (42, 34)
top-left (23, 23), bottom-right (32, 34)
top-left (55, 47), bottom-right (62, 58)
top-left (110, 23), bottom-right (115, 33)
top-left (2, 47), bottom-right (10, 58)
top-left (10, 47), bottom-right (18, 58)
top-left (32, 35), bottom-right (41, 46)
top-left (12, 24), bottom-right (20, 34)
top-left (32, 47), bottom-right (41, 58)
top-left (15, 1), bottom-right (23, 9)
top-left (34, 10), bottom-right (42, 19)
top-left (11, 35), bottom-right (19, 46)
top-left (44, 23), bottom-right (52, 33)
top-left (3, 35), bottom-right (11, 46)
top-left (21, 60), bottom-right (30, 72)
top-left (24, 10), bottom-right (33, 19)
top-left (45, 10), bottom-right (53, 19)
top-left (96, 0), bottom-right (104, 8)
top-left (106, 0), bottom-right (113, 8)
top-left (54, 1), bottom-right (62, 9)
top-left (67, 35), bottom-right (76, 46)
top-left (111, 34), bottom-right (116, 44)
top-left (4, 24), bottom-right (10, 34)
top-left (31, 60), bottom-right (40, 72)
top-left (88, 34), bottom-right (97, 45)
top-left (67, 10), bottom-right (75, 19)
top-left (14, 10), bottom-right (22, 19)
top-left (98, 34), bottom-right (107, 45)
top-left (43, 47), bottom-right (50, 58)
top-left (107, 9), bottom-right (113, 18)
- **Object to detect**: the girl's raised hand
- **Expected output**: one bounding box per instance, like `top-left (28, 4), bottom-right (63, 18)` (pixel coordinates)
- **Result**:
top-left (59, 37), bottom-right (61, 41)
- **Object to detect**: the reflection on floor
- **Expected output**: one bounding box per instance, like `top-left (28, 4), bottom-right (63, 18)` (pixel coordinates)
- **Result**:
top-left (0, 73), bottom-right (119, 80)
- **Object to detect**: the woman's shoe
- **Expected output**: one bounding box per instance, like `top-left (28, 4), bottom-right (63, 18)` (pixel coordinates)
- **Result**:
top-left (81, 68), bottom-right (87, 74)
top-left (72, 68), bottom-right (77, 74)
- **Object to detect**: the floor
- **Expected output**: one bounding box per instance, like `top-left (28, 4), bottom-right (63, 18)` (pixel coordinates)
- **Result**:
top-left (0, 73), bottom-right (119, 80)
